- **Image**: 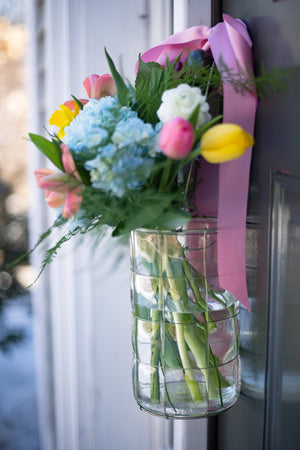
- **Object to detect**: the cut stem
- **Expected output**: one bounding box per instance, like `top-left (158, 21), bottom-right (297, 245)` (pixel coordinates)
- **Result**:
top-left (150, 310), bottom-right (161, 403)
top-left (163, 254), bottom-right (203, 403)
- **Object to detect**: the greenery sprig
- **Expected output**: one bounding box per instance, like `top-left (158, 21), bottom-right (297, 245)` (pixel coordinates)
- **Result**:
top-left (135, 55), bottom-right (222, 125)
top-left (217, 56), bottom-right (296, 100)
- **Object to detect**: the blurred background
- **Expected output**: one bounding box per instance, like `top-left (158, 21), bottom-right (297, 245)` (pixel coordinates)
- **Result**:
top-left (0, 0), bottom-right (40, 448)
top-left (3, 1), bottom-right (299, 449)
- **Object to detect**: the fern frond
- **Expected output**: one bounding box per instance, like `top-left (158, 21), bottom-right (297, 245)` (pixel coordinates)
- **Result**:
top-left (7, 216), bottom-right (67, 269)
top-left (217, 56), bottom-right (296, 100)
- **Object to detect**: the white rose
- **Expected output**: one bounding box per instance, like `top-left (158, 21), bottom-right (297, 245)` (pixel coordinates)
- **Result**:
top-left (157, 83), bottom-right (211, 129)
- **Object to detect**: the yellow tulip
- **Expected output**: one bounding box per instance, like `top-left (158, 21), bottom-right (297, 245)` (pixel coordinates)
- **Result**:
top-left (200, 123), bottom-right (254, 164)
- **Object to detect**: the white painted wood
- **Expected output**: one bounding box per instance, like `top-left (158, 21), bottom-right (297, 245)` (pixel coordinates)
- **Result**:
top-left (149, 0), bottom-right (173, 46)
top-left (28, 0), bottom-right (176, 449)
top-left (26, 0), bottom-right (56, 448)
top-left (42, 2), bottom-right (80, 447)
top-left (172, 2), bottom-right (211, 450)
top-left (146, 2), bottom-right (175, 448)
top-left (28, 0), bottom-right (214, 448)
top-left (173, 0), bottom-right (211, 32)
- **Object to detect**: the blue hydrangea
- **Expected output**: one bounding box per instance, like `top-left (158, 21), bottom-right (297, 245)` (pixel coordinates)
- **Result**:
top-left (63, 97), bottom-right (136, 159)
top-left (63, 96), bottom-right (160, 198)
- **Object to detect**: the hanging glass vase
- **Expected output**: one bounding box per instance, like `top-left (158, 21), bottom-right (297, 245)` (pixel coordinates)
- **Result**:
top-left (130, 218), bottom-right (241, 419)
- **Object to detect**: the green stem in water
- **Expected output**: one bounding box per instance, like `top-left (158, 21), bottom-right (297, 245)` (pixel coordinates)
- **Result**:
top-left (137, 233), bottom-right (163, 403)
top-left (150, 240), bottom-right (163, 403)
top-left (229, 303), bottom-right (240, 355)
top-left (182, 257), bottom-right (217, 333)
top-left (150, 309), bottom-right (162, 403)
top-left (163, 241), bottom-right (226, 402)
top-left (183, 323), bottom-right (218, 399)
top-left (172, 313), bottom-right (203, 403)
top-left (163, 254), bottom-right (203, 403)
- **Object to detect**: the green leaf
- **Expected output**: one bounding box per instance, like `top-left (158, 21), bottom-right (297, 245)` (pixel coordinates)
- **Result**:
top-left (29, 133), bottom-right (64, 171)
top-left (75, 164), bottom-right (91, 185)
top-left (188, 103), bottom-right (200, 129)
top-left (164, 332), bottom-right (183, 369)
top-left (135, 57), bottom-right (166, 124)
top-left (137, 56), bottom-right (162, 81)
top-left (104, 48), bottom-right (130, 106)
top-left (134, 304), bottom-right (151, 321)
top-left (71, 94), bottom-right (84, 110)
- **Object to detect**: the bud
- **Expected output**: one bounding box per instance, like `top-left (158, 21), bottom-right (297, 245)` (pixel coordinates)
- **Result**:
top-left (159, 117), bottom-right (195, 160)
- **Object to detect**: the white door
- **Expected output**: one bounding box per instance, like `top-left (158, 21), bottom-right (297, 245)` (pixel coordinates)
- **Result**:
top-left (28, 1), bottom-right (212, 449)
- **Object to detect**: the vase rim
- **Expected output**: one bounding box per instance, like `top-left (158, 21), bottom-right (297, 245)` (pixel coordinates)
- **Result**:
top-left (134, 217), bottom-right (220, 235)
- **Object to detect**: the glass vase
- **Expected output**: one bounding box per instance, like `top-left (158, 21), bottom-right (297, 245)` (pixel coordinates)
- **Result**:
top-left (130, 218), bottom-right (241, 419)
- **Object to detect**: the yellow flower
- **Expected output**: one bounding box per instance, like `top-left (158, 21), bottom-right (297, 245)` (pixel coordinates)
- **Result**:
top-left (49, 102), bottom-right (80, 139)
top-left (200, 123), bottom-right (254, 164)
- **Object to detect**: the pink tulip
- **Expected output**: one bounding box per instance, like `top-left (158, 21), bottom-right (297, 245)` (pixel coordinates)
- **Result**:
top-left (34, 144), bottom-right (84, 218)
top-left (36, 172), bottom-right (80, 193)
top-left (159, 117), bottom-right (195, 160)
top-left (45, 190), bottom-right (66, 208)
top-left (61, 143), bottom-right (81, 180)
top-left (83, 74), bottom-right (116, 99)
top-left (35, 168), bottom-right (57, 186)
top-left (63, 99), bottom-right (88, 111)
top-left (62, 186), bottom-right (84, 218)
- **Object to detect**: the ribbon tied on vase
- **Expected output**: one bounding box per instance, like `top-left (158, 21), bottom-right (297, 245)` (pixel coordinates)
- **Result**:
top-left (139, 14), bottom-right (258, 311)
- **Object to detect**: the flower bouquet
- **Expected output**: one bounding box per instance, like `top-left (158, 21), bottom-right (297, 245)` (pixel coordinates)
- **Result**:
top-left (32, 53), bottom-right (252, 241)
top-left (27, 15), bottom-right (282, 418)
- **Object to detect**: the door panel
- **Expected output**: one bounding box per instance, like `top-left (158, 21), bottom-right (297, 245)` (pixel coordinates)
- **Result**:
top-left (266, 170), bottom-right (300, 450)
top-left (216, 1), bottom-right (300, 449)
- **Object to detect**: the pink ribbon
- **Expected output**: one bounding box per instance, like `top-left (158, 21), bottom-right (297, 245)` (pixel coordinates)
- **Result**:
top-left (140, 14), bottom-right (257, 311)
top-left (208, 15), bottom-right (257, 311)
